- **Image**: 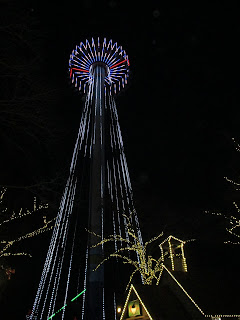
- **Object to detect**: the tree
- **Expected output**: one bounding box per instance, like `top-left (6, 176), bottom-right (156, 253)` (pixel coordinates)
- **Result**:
top-left (89, 212), bottom-right (165, 289)
top-left (206, 138), bottom-right (240, 244)
top-left (0, 187), bottom-right (55, 277)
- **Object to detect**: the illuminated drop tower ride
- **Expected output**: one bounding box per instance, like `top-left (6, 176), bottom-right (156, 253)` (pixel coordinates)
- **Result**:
top-left (70, 38), bottom-right (133, 320)
top-left (30, 38), bottom-right (142, 320)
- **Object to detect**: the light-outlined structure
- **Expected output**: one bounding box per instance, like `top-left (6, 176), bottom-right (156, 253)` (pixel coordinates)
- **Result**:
top-left (29, 38), bottom-right (142, 320)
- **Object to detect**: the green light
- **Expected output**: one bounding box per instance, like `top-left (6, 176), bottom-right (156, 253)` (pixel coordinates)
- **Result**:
top-left (71, 289), bottom-right (86, 302)
top-left (48, 289), bottom-right (86, 319)
top-left (56, 304), bottom-right (67, 314)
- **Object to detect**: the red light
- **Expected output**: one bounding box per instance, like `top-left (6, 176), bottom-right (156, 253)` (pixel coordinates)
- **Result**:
top-left (110, 59), bottom-right (128, 69)
top-left (70, 68), bottom-right (89, 78)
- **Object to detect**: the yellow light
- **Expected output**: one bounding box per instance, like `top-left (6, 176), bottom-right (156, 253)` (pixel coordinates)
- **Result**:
top-left (120, 284), bottom-right (153, 320)
top-left (117, 307), bottom-right (121, 313)
top-left (131, 304), bottom-right (136, 314)
top-left (0, 188), bottom-right (54, 259)
top-left (163, 265), bottom-right (205, 315)
top-left (88, 212), bottom-right (165, 289)
top-left (168, 238), bottom-right (174, 271)
top-left (159, 235), bottom-right (190, 273)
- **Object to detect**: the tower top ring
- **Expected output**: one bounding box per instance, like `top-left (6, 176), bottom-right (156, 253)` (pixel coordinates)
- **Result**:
top-left (69, 37), bottom-right (130, 94)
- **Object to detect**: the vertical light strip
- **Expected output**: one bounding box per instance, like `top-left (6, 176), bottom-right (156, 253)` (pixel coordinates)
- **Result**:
top-left (163, 265), bottom-right (205, 315)
top-left (181, 242), bottom-right (188, 272)
top-left (115, 103), bottom-right (143, 248)
top-left (99, 66), bottom-right (106, 320)
top-left (107, 161), bottom-right (118, 251)
top-left (61, 214), bottom-right (77, 320)
top-left (81, 248), bottom-right (88, 320)
top-left (102, 287), bottom-right (106, 320)
top-left (30, 177), bottom-right (74, 319)
top-left (168, 238), bottom-right (174, 271)
top-left (109, 99), bottom-right (124, 241)
top-left (113, 292), bottom-right (117, 320)
top-left (47, 179), bottom-right (77, 319)
top-left (31, 75), bottom-right (91, 319)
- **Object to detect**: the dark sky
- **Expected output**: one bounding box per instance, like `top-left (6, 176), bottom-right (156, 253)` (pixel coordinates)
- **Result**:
top-left (1, 1), bottom-right (240, 318)
top-left (1, 1), bottom-right (240, 227)
top-left (31, 1), bottom-right (240, 234)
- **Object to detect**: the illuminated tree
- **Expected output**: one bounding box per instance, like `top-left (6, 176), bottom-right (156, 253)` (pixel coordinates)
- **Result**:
top-left (0, 188), bottom-right (55, 267)
top-left (89, 212), bottom-right (165, 289)
top-left (206, 137), bottom-right (240, 244)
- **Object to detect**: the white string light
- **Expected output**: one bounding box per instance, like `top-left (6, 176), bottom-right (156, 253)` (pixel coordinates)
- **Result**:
top-left (31, 39), bottom-right (142, 319)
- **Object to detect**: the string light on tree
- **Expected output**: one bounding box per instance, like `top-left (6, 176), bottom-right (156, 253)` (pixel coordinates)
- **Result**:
top-left (88, 212), bottom-right (165, 289)
top-left (0, 188), bottom-right (53, 261)
top-left (206, 137), bottom-right (240, 245)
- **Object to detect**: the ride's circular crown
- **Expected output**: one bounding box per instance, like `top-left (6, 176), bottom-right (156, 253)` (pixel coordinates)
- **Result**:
top-left (69, 37), bottom-right (130, 94)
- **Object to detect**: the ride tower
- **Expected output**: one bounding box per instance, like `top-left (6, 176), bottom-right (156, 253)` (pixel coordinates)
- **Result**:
top-left (30, 38), bottom-right (143, 320)
top-left (69, 38), bottom-right (132, 319)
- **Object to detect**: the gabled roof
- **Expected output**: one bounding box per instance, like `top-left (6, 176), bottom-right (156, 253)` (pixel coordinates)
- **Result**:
top-left (162, 264), bottom-right (240, 319)
top-left (159, 235), bottom-right (186, 248)
top-left (170, 264), bottom-right (240, 318)
top-left (120, 264), bottom-right (240, 319)
top-left (120, 278), bottom-right (193, 320)
top-left (173, 240), bottom-right (240, 318)
top-left (120, 284), bottom-right (154, 320)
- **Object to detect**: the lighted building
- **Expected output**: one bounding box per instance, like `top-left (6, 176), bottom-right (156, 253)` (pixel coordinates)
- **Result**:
top-left (118, 237), bottom-right (240, 320)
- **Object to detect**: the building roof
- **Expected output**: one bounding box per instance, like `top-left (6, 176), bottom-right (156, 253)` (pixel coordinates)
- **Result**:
top-left (119, 240), bottom-right (240, 319)
top-left (130, 283), bottom-right (192, 320)
top-left (177, 240), bottom-right (240, 317)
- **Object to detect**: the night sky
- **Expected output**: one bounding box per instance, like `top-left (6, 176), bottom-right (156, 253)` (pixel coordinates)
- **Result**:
top-left (1, 1), bottom-right (240, 318)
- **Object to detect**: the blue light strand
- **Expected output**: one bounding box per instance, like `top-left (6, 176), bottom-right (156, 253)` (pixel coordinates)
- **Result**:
top-left (32, 44), bottom-right (141, 319)
top-left (109, 96), bottom-right (129, 242)
top-left (81, 248), bottom-right (88, 320)
top-left (30, 174), bottom-right (77, 319)
top-left (109, 92), bottom-right (144, 259)
top-left (30, 178), bottom-right (70, 318)
top-left (61, 216), bottom-right (77, 320)
top-left (30, 82), bottom-right (91, 318)
top-left (110, 98), bottom-right (143, 276)
top-left (46, 179), bottom-right (77, 319)
top-left (114, 292), bottom-right (117, 320)
top-left (107, 160), bottom-right (118, 252)
top-left (109, 130), bottom-right (123, 245)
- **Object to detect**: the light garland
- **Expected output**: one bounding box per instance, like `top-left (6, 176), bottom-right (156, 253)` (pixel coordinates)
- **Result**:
top-left (47, 289), bottom-right (86, 319)
top-left (206, 137), bottom-right (240, 244)
top-left (108, 92), bottom-right (144, 250)
top-left (181, 242), bottom-right (188, 272)
top-left (0, 218), bottom-right (55, 259)
top-left (31, 39), bottom-right (141, 319)
top-left (30, 173), bottom-right (78, 319)
top-left (159, 235), bottom-right (189, 273)
top-left (163, 265), bottom-right (205, 315)
top-left (119, 271), bottom-right (240, 320)
top-left (0, 189), bottom-right (53, 261)
top-left (88, 213), bottom-right (164, 289)
top-left (205, 315), bottom-right (240, 318)
top-left (164, 266), bottom-right (240, 318)
top-left (0, 196), bottom-right (48, 228)
top-left (205, 204), bottom-right (240, 245)
top-left (168, 238), bottom-right (174, 271)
